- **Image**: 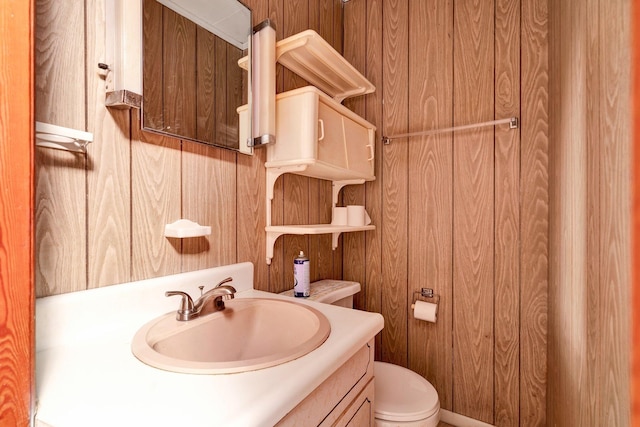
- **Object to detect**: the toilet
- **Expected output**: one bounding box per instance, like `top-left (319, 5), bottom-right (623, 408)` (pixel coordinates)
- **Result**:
top-left (281, 280), bottom-right (440, 426)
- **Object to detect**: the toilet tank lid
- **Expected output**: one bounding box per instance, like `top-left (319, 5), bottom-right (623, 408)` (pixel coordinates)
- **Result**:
top-left (374, 361), bottom-right (440, 422)
top-left (279, 280), bottom-right (360, 304)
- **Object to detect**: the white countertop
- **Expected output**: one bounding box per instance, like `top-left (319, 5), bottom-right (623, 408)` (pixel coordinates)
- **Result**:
top-left (35, 263), bottom-right (383, 427)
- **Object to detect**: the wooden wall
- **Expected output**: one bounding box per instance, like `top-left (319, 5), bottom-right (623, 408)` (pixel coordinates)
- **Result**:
top-left (342, 0), bottom-right (548, 425)
top-left (34, 0), bottom-right (344, 297)
top-left (547, 0), bottom-right (631, 426)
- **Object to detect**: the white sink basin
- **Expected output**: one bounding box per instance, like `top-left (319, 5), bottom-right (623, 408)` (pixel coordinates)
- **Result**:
top-left (131, 298), bottom-right (331, 374)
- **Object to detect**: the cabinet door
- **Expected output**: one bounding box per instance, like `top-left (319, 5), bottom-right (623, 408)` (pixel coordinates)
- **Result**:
top-left (317, 102), bottom-right (349, 169)
top-left (343, 116), bottom-right (374, 178)
top-left (337, 378), bottom-right (375, 427)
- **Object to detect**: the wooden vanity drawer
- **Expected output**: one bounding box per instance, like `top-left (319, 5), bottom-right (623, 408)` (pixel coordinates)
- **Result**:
top-left (277, 339), bottom-right (375, 427)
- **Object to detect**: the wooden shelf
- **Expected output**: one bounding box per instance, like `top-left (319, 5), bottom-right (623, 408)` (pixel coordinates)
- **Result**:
top-left (266, 224), bottom-right (375, 265)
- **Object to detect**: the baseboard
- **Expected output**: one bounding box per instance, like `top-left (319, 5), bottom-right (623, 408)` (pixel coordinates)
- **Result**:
top-left (440, 409), bottom-right (495, 427)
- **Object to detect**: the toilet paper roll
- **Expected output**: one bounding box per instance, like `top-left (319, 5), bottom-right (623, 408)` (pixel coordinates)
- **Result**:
top-left (412, 300), bottom-right (438, 323)
top-left (346, 205), bottom-right (372, 226)
top-left (332, 207), bottom-right (348, 225)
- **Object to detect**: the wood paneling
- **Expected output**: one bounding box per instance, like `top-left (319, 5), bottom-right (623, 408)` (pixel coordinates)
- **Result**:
top-left (381, 0), bottom-right (409, 367)
top-left (181, 142), bottom-right (237, 270)
top-left (406, 0), bottom-right (453, 412)
top-left (86, 0), bottom-right (131, 288)
top-left (520, 0), bottom-right (549, 425)
top-left (344, 0), bottom-right (549, 424)
top-left (363, 0), bottom-right (383, 361)
top-left (35, 0), bottom-right (87, 296)
top-left (131, 113), bottom-right (182, 280)
top-left (547, 0), bottom-right (630, 425)
top-left (0, 0), bottom-right (34, 424)
top-left (494, 0), bottom-right (520, 425)
top-left (597, 0), bottom-right (630, 424)
top-left (452, 1), bottom-right (495, 421)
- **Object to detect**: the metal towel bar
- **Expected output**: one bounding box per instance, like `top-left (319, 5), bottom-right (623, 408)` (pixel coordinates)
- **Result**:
top-left (382, 116), bottom-right (518, 145)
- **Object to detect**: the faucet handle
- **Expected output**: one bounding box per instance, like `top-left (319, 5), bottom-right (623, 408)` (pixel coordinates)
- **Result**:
top-left (165, 291), bottom-right (195, 321)
top-left (214, 277), bottom-right (233, 288)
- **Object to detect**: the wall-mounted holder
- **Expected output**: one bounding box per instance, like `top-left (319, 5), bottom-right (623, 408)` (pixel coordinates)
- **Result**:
top-left (35, 122), bottom-right (94, 153)
top-left (164, 219), bottom-right (211, 238)
top-left (382, 116), bottom-right (519, 145)
top-left (411, 288), bottom-right (441, 307)
top-left (104, 0), bottom-right (142, 109)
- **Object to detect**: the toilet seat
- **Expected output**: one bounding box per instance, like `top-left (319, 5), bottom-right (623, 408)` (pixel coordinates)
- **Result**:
top-left (374, 361), bottom-right (440, 422)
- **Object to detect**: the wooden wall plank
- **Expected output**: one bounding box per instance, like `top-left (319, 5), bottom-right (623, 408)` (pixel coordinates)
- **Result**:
top-left (35, 0), bottom-right (87, 296)
top-left (342, 0), bottom-right (367, 309)
top-left (363, 0), bottom-right (383, 360)
top-left (586, 0), bottom-right (601, 424)
top-left (181, 142), bottom-right (237, 271)
top-left (86, 0), bottom-right (132, 288)
top-left (493, 0), bottom-right (521, 425)
top-left (381, 0), bottom-right (409, 367)
top-left (452, 0), bottom-right (495, 422)
top-left (633, 0), bottom-right (640, 421)
top-left (0, 0), bottom-right (34, 423)
top-left (406, 0), bottom-right (454, 412)
top-left (131, 114), bottom-right (182, 280)
top-left (520, 0), bottom-right (549, 424)
top-left (546, 0), bottom-right (560, 424)
top-left (597, 0), bottom-right (630, 424)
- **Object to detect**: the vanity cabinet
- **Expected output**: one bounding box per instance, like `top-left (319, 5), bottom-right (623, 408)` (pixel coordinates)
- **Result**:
top-left (276, 339), bottom-right (375, 426)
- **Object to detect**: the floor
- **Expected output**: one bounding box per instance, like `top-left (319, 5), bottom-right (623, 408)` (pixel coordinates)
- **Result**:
top-left (438, 422), bottom-right (455, 427)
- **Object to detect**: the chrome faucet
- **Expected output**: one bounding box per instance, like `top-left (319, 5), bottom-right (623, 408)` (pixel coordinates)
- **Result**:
top-left (166, 277), bottom-right (236, 321)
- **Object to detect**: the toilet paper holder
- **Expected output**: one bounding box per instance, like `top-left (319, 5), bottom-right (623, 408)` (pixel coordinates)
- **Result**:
top-left (411, 288), bottom-right (440, 308)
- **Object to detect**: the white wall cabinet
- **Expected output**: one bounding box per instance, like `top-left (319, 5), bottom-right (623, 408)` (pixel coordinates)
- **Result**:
top-left (266, 86), bottom-right (375, 181)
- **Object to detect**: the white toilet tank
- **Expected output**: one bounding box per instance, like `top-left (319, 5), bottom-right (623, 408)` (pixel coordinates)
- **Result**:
top-left (279, 279), bottom-right (361, 308)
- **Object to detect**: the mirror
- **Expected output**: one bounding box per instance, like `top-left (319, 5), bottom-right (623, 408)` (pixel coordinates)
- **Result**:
top-left (142, 0), bottom-right (252, 153)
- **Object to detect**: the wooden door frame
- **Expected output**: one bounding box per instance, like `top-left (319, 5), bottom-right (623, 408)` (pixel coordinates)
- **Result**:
top-left (633, 1), bottom-right (640, 424)
top-left (0, 0), bottom-right (34, 425)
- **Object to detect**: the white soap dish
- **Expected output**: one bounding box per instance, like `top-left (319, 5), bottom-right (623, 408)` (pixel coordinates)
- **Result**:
top-left (164, 219), bottom-right (211, 238)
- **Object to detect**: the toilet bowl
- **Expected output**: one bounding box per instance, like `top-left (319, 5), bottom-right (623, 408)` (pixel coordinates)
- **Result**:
top-left (281, 280), bottom-right (440, 426)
